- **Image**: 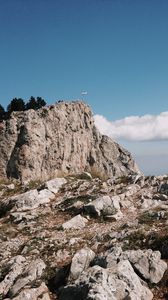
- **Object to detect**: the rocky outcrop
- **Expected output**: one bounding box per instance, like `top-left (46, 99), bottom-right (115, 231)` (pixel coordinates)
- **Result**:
top-left (105, 247), bottom-right (167, 284)
top-left (1, 173), bottom-right (168, 299)
top-left (59, 261), bottom-right (153, 300)
top-left (0, 256), bottom-right (47, 299)
top-left (0, 101), bottom-right (139, 182)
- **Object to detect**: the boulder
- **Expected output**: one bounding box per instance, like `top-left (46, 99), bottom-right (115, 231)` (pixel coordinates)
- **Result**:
top-left (140, 198), bottom-right (160, 210)
top-left (0, 256), bottom-right (26, 298)
top-left (122, 249), bottom-right (167, 284)
top-left (44, 177), bottom-right (67, 193)
top-left (0, 256), bottom-right (46, 299)
top-left (62, 214), bottom-right (88, 230)
top-left (1, 188), bottom-right (54, 214)
top-left (10, 259), bottom-right (46, 297)
top-left (59, 261), bottom-right (153, 300)
top-left (84, 195), bottom-right (121, 218)
top-left (105, 247), bottom-right (167, 284)
top-left (69, 248), bottom-right (95, 280)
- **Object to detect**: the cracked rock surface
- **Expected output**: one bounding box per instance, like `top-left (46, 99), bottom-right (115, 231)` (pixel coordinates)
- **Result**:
top-left (0, 101), bottom-right (139, 182)
top-left (0, 173), bottom-right (168, 299)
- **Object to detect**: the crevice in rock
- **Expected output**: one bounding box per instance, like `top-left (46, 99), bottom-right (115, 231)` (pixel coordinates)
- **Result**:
top-left (47, 264), bottom-right (71, 294)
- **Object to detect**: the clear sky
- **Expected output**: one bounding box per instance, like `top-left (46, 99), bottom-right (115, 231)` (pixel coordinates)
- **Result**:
top-left (0, 0), bottom-right (168, 175)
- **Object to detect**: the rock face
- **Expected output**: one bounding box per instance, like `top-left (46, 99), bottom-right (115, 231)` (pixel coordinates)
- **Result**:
top-left (0, 101), bottom-right (139, 182)
top-left (59, 262), bottom-right (153, 300)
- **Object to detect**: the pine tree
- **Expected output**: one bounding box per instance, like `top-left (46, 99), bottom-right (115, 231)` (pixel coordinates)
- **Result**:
top-left (7, 98), bottom-right (25, 113)
top-left (0, 104), bottom-right (5, 120)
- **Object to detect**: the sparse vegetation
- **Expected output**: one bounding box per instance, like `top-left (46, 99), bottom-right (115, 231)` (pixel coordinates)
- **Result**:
top-left (26, 179), bottom-right (43, 191)
top-left (117, 175), bottom-right (131, 184)
top-left (138, 209), bottom-right (168, 225)
top-left (0, 96), bottom-right (47, 120)
top-left (122, 229), bottom-right (148, 251)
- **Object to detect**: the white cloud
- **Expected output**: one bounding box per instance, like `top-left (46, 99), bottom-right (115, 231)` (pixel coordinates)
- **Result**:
top-left (94, 111), bottom-right (168, 141)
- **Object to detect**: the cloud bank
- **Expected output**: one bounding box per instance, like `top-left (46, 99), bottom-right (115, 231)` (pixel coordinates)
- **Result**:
top-left (94, 111), bottom-right (168, 141)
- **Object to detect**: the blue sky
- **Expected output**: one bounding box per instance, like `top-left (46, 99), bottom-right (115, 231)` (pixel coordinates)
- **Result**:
top-left (0, 0), bottom-right (168, 175)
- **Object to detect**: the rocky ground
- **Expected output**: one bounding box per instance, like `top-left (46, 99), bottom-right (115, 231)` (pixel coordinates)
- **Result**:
top-left (0, 172), bottom-right (168, 299)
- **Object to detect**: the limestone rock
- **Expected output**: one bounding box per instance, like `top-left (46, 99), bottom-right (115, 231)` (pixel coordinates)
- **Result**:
top-left (10, 259), bottom-right (46, 297)
top-left (0, 101), bottom-right (139, 182)
top-left (10, 211), bottom-right (38, 223)
top-left (62, 214), bottom-right (88, 230)
top-left (6, 282), bottom-right (51, 300)
top-left (44, 177), bottom-right (67, 193)
top-left (59, 261), bottom-right (153, 300)
top-left (0, 255), bottom-right (46, 299)
top-left (0, 255), bottom-right (26, 298)
top-left (105, 247), bottom-right (167, 284)
top-left (69, 248), bottom-right (95, 280)
top-left (1, 188), bottom-right (54, 215)
top-left (122, 249), bottom-right (167, 284)
top-left (84, 195), bottom-right (121, 218)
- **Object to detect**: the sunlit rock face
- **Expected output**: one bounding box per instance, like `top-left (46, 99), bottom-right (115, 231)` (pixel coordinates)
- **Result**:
top-left (0, 101), bottom-right (139, 182)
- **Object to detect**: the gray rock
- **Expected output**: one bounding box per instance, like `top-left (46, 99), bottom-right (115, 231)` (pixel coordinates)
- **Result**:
top-left (59, 261), bottom-right (153, 300)
top-left (122, 249), bottom-right (167, 284)
top-left (125, 184), bottom-right (140, 197)
top-left (10, 211), bottom-right (38, 223)
top-left (10, 258), bottom-right (46, 296)
top-left (62, 214), bottom-right (88, 230)
top-left (37, 188), bottom-right (55, 202)
top-left (84, 195), bottom-right (121, 218)
top-left (44, 177), bottom-right (67, 193)
top-left (2, 188), bottom-right (54, 214)
top-left (0, 255), bottom-right (26, 298)
top-left (6, 183), bottom-right (15, 191)
top-left (69, 248), bottom-right (95, 280)
top-left (7, 282), bottom-right (51, 300)
top-left (140, 198), bottom-right (160, 210)
top-left (105, 247), bottom-right (167, 284)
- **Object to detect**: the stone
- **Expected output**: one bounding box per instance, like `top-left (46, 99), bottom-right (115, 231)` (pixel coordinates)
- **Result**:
top-left (6, 183), bottom-right (15, 191)
top-left (140, 198), bottom-right (160, 210)
top-left (0, 101), bottom-right (139, 182)
top-left (69, 237), bottom-right (81, 246)
top-left (69, 248), bottom-right (95, 280)
top-left (8, 282), bottom-right (51, 300)
top-left (10, 211), bottom-right (38, 223)
top-left (115, 260), bottom-right (153, 300)
top-left (10, 259), bottom-right (46, 297)
top-left (44, 177), bottom-right (67, 193)
top-left (125, 184), bottom-right (140, 197)
top-left (59, 261), bottom-right (153, 300)
top-left (84, 195), bottom-right (121, 218)
top-left (3, 188), bottom-right (54, 213)
top-left (105, 247), bottom-right (167, 284)
top-left (62, 214), bottom-right (88, 230)
top-left (0, 255), bottom-right (26, 298)
top-left (122, 249), bottom-right (167, 284)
